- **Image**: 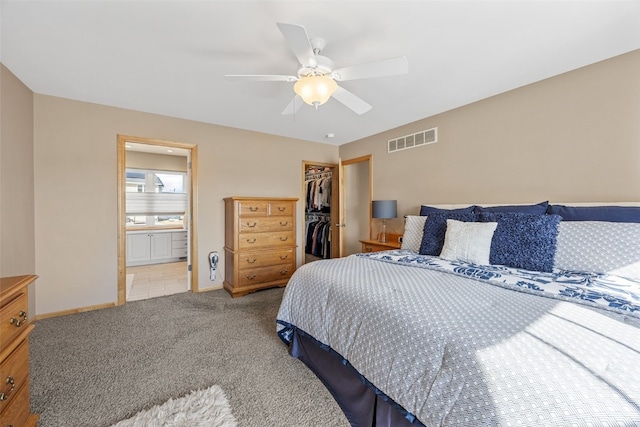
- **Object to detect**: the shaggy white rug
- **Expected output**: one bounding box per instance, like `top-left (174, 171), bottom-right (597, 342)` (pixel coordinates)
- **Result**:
top-left (111, 385), bottom-right (237, 427)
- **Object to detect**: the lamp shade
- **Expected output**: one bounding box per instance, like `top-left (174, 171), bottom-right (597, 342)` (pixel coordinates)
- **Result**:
top-left (294, 75), bottom-right (338, 106)
top-left (372, 200), bottom-right (397, 219)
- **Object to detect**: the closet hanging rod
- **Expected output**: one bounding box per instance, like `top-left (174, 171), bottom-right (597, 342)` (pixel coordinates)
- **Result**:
top-left (305, 171), bottom-right (332, 180)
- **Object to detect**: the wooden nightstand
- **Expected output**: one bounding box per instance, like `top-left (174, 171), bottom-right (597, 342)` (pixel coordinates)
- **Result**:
top-left (360, 239), bottom-right (401, 253)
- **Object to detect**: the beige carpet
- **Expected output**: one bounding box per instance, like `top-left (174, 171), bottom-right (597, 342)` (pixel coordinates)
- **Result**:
top-left (30, 287), bottom-right (350, 427)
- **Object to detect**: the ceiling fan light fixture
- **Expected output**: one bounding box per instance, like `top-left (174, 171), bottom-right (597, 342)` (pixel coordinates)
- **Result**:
top-left (294, 75), bottom-right (337, 108)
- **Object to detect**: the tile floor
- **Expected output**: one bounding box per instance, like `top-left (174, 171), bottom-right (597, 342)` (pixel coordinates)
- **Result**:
top-left (126, 261), bottom-right (188, 301)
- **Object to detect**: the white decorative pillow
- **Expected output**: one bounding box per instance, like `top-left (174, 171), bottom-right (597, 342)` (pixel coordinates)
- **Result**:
top-left (401, 215), bottom-right (428, 252)
top-left (440, 219), bottom-right (498, 265)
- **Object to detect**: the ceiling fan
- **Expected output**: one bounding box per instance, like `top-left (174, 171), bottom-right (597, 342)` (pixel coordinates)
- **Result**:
top-left (225, 23), bottom-right (408, 115)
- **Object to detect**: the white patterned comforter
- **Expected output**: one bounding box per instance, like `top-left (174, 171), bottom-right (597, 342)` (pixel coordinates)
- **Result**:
top-left (276, 250), bottom-right (640, 426)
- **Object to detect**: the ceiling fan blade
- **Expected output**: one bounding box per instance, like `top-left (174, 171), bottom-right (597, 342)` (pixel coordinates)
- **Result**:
top-left (281, 95), bottom-right (304, 115)
top-left (332, 56), bottom-right (408, 81)
top-left (276, 23), bottom-right (317, 68)
top-left (331, 85), bottom-right (372, 115)
top-left (225, 74), bottom-right (297, 82)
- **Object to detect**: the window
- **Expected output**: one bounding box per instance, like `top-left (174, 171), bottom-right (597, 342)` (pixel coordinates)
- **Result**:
top-left (125, 169), bottom-right (187, 227)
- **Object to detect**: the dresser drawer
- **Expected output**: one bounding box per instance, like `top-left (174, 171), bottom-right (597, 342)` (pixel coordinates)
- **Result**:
top-left (171, 248), bottom-right (188, 258)
top-left (0, 339), bottom-right (29, 415)
top-left (0, 376), bottom-right (31, 427)
top-left (238, 263), bottom-right (295, 287)
top-left (239, 216), bottom-right (293, 233)
top-left (172, 231), bottom-right (187, 241)
top-left (171, 232), bottom-right (188, 257)
top-left (171, 239), bottom-right (188, 249)
top-left (237, 249), bottom-right (294, 270)
top-left (238, 201), bottom-right (268, 216)
top-left (0, 292), bottom-right (28, 348)
top-left (362, 243), bottom-right (391, 253)
top-left (238, 231), bottom-right (294, 250)
top-left (268, 201), bottom-right (295, 216)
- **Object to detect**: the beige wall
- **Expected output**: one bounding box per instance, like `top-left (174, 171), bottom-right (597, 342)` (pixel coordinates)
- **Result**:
top-left (34, 95), bottom-right (337, 316)
top-left (14, 48), bottom-right (640, 316)
top-left (0, 64), bottom-right (37, 314)
top-left (339, 49), bottom-right (640, 233)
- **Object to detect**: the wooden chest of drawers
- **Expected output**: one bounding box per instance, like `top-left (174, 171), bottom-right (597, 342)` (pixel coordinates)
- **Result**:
top-left (224, 197), bottom-right (298, 297)
top-left (0, 275), bottom-right (39, 427)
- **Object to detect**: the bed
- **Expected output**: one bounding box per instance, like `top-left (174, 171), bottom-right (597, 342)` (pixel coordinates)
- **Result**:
top-left (276, 202), bottom-right (640, 426)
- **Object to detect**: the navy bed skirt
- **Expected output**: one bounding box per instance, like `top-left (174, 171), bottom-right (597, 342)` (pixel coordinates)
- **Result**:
top-left (290, 330), bottom-right (420, 427)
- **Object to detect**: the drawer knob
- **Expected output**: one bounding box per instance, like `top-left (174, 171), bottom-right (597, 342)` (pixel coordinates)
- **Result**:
top-left (245, 274), bottom-right (257, 280)
top-left (279, 236), bottom-right (288, 241)
top-left (9, 311), bottom-right (27, 327)
top-left (279, 255), bottom-right (288, 260)
top-left (279, 269), bottom-right (289, 275)
top-left (246, 222), bottom-right (257, 227)
top-left (278, 207), bottom-right (286, 211)
top-left (0, 376), bottom-right (15, 401)
top-left (279, 221), bottom-right (288, 226)
top-left (249, 206), bottom-right (259, 212)
top-left (366, 247), bottom-right (373, 252)
top-left (246, 238), bottom-right (257, 244)
top-left (246, 258), bottom-right (257, 264)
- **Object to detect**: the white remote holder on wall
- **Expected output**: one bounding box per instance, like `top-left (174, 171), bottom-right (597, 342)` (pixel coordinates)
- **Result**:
top-left (209, 251), bottom-right (219, 281)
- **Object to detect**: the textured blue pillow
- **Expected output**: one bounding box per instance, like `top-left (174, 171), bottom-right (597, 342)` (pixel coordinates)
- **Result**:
top-left (419, 205), bottom-right (475, 216)
top-left (479, 212), bottom-right (561, 272)
top-left (546, 205), bottom-right (640, 223)
top-left (419, 212), bottom-right (480, 255)
top-left (474, 201), bottom-right (548, 215)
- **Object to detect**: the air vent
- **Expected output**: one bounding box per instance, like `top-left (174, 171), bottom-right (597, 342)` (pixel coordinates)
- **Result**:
top-left (388, 127), bottom-right (437, 153)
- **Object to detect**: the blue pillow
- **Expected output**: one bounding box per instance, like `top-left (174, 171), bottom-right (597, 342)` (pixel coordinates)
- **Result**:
top-left (474, 201), bottom-right (548, 215)
top-left (546, 205), bottom-right (640, 223)
top-left (479, 212), bottom-right (561, 272)
top-left (419, 212), bottom-right (480, 255)
top-left (419, 205), bottom-right (475, 216)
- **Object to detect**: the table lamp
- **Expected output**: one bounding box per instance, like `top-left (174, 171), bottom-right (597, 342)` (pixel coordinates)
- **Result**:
top-left (372, 200), bottom-right (397, 243)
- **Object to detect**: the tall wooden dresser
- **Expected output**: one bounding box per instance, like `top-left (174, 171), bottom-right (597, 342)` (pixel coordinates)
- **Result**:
top-left (0, 275), bottom-right (39, 427)
top-left (224, 197), bottom-right (298, 297)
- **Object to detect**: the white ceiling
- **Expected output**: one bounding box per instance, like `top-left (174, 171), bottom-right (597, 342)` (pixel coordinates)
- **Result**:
top-left (2, 1), bottom-right (639, 146)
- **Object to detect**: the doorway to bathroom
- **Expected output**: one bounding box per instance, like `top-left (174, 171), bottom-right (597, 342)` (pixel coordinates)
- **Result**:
top-left (116, 135), bottom-right (199, 305)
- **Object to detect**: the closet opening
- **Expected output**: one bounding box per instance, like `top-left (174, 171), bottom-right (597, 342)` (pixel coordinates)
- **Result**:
top-left (302, 161), bottom-right (340, 264)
